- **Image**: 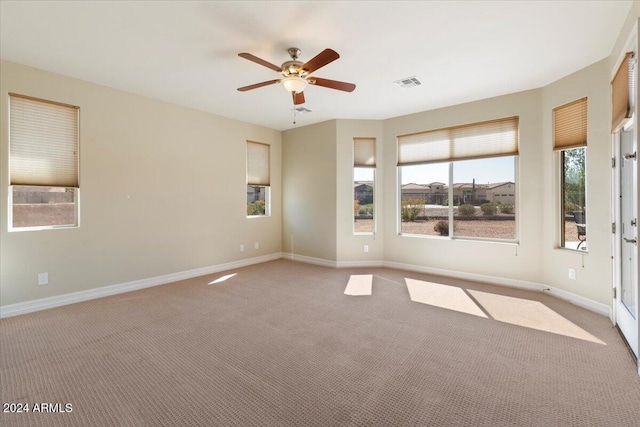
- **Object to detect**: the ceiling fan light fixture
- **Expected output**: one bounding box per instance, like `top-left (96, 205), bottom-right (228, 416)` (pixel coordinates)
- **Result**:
top-left (282, 76), bottom-right (307, 94)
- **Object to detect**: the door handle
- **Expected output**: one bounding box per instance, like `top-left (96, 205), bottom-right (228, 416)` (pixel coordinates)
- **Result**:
top-left (624, 152), bottom-right (637, 160)
top-left (623, 237), bottom-right (637, 244)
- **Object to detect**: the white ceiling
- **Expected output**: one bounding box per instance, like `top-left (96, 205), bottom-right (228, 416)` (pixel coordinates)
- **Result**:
top-left (0, 1), bottom-right (633, 131)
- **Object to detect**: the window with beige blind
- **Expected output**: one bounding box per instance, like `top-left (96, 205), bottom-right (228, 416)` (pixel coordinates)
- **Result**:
top-left (246, 141), bottom-right (270, 217)
top-left (9, 93), bottom-right (80, 230)
top-left (553, 98), bottom-right (587, 251)
top-left (353, 137), bottom-right (376, 234)
top-left (612, 52), bottom-right (635, 132)
top-left (397, 117), bottom-right (518, 241)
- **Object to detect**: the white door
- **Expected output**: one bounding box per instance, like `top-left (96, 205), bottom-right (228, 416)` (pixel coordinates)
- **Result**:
top-left (618, 125), bottom-right (638, 357)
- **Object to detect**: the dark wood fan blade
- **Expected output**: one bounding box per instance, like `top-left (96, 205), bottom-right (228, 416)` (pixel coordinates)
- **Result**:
top-left (237, 79), bottom-right (281, 92)
top-left (301, 49), bottom-right (339, 74)
top-left (308, 77), bottom-right (356, 92)
top-left (293, 91), bottom-right (305, 105)
top-left (238, 53), bottom-right (282, 72)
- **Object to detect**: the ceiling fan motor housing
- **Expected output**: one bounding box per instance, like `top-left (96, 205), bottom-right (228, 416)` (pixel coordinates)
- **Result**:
top-left (281, 60), bottom-right (307, 77)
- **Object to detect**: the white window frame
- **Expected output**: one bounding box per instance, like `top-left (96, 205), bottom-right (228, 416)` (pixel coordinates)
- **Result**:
top-left (558, 147), bottom-right (588, 251)
top-left (246, 185), bottom-right (271, 218)
top-left (397, 158), bottom-right (518, 243)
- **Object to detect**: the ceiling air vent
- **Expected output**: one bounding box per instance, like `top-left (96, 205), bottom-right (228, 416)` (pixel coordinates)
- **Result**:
top-left (394, 76), bottom-right (422, 88)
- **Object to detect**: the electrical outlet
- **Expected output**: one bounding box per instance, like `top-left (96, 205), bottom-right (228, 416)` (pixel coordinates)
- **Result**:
top-left (38, 272), bottom-right (48, 285)
top-left (255, 242), bottom-right (259, 250)
top-left (568, 268), bottom-right (576, 280)
top-left (240, 244), bottom-right (244, 252)
top-left (364, 245), bottom-right (369, 253)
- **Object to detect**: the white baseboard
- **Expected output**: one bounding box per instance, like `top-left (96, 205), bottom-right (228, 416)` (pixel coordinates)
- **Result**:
top-left (281, 252), bottom-right (337, 268)
top-left (281, 252), bottom-right (384, 269)
top-left (543, 286), bottom-right (611, 318)
top-left (0, 253), bottom-right (282, 319)
top-left (336, 260), bottom-right (385, 268)
top-left (3, 251), bottom-right (612, 321)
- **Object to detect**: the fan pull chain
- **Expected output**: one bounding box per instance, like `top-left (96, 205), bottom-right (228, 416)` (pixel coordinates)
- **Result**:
top-left (292, 93), bottom-right (297, 124)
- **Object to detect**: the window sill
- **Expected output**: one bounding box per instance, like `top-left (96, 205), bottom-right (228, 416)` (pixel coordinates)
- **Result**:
top-left (8, 224), bottom-right (78, 232)
top-left (398, 233), bottom-right (519, 245)
top-left (556, 246), bottom-right (588, 254)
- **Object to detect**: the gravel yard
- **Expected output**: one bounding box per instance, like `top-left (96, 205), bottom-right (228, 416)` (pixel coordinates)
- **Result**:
top-left (354, 218), bottom-right (581, 243)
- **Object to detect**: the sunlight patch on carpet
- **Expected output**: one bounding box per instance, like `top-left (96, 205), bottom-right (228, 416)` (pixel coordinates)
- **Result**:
top-left (208, 273), bottom-right (238, 285)
top-left (344, 275), bottom-right (373, 295)
top-left (405, 278), bottom-right (487, 318)
top-left (468, 290), bottom-right (605, 345)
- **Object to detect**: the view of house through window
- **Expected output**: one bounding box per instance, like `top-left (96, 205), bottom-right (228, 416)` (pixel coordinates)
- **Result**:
top-left (398, 116), bottom-right (518, 241)
top-left (9, 94), bottom-right (79, 230)
top-left (354, 168), bottom-right (374, 233)
top-left (400, 157), bottom-right (516, 239)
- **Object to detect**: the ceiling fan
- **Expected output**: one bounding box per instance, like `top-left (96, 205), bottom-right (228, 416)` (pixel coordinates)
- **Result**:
top-left (237, 47), bottom-right (356, 106)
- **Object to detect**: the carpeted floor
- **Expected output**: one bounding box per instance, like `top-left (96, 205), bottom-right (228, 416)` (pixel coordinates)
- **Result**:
top-left (1, 259), bottom-right (640, 426)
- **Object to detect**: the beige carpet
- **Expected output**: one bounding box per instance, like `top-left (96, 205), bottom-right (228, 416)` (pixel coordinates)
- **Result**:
top-left (1, 259), bottom-right (639, 426)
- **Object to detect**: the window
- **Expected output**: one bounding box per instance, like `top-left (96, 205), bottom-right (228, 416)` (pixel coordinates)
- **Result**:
top-left (398, 117), bottom-right (518, 240)
top-left (246, 141), bottom-right (270, 217)
top-left (612, 52), bottom-right (634, 132)
top-left (554, 98), bottom-right (587, 250)
top-left (9, 94), bottom-right (79, 230)
top-left (354, 137), bottom-right (376, 233)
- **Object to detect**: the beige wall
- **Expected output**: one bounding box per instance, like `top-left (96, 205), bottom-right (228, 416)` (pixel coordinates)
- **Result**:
top-left (282, 120), bottom-right (337, 261)
top-left (541, 59), bottom-right (611, 305)
top-left (0, 60), bottom-right (282, 306)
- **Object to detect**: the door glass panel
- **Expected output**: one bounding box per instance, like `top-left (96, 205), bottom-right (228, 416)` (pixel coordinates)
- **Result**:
top-left (621, 127), bottom-right (637, 318)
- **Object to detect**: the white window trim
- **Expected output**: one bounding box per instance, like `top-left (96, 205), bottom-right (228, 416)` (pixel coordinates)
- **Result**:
top-left (397, 157), bottom-right (519, 244)
top-left (557, 147), bottom-right (588, 252)
top-left (8, 187), bottom-right (80, 232)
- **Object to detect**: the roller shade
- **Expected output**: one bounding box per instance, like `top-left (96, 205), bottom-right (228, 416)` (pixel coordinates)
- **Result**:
top-left (612, 52), bottom-right (634, 132)
top-left (397, 117), bottom-right (518, 166)
top-left (10, 94), bottom-right (79, 187)
top-left (247, 141), bottom-right (270, 186)
top-left (354, 137), bottom-right (376, 167)
top-left (553, 98), bottom-right (587, 151)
